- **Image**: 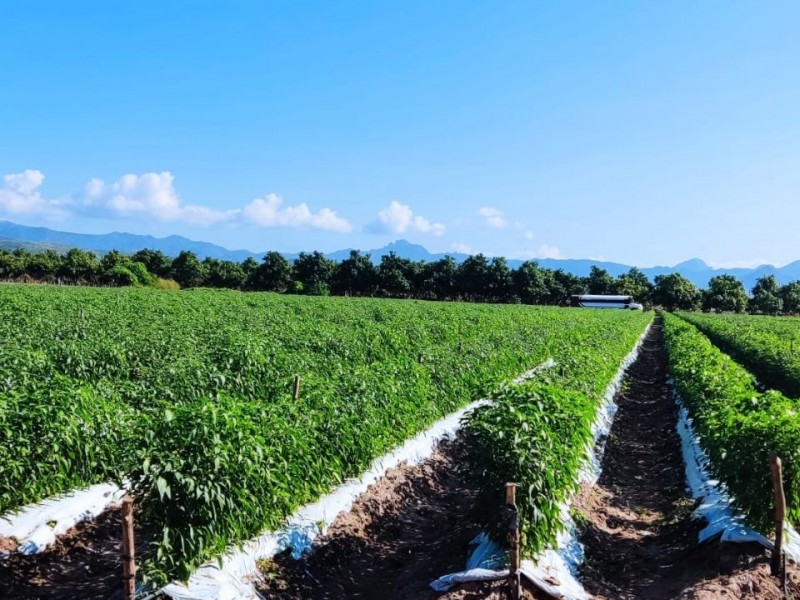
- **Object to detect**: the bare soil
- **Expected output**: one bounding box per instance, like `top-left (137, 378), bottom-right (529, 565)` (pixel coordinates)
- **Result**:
top-left (0, 504), bottom-right (152, 600)
top-left (577, 317), bottom-right (800, 599)
top-left (258, 436), bottom-right (540, 600)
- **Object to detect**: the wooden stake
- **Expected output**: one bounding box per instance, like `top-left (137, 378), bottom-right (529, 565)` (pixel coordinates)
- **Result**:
top-left (770, 453), bottom-right (786, 577)
top-left (293, 375), bottom-right (301, 400)
top-left (506, 482), bottom-right (521, 600)
top-left (121, 495), bottom-right (136, 600)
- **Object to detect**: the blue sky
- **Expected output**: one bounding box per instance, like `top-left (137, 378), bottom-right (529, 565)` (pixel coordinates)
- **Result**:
top-left (1, 1), bottom-right (798, 267)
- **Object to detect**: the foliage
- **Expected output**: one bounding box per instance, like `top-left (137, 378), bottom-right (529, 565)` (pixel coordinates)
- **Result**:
top-left (0, 285), bottom-right (649, 583)
top-left (750, 275), bottom-right (783, 315)
top-left (662, 313), bottom-right (800, 533)
top-left (170, 251), bottom-right (207, 289)
top-left (703, 274), bottom-right (749, 313)
top-left (246, 251), bottom-right (292, 292)
top-left (587, 265), bottom-right (614, 295)
top-left (466, 312), bottom-right (651, 557)
top-left (678, 311), bottom-right (800, 397)
top-left (652, 273), bottom-right (701, 311)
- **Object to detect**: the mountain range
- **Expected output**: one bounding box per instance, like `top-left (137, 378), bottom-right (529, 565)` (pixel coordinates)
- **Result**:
top-left (1, 220), bottom-right (797, 290)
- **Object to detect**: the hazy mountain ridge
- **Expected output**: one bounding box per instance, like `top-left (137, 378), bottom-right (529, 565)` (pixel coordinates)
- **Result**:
top-left (1, 221), bottom-right (797, 289)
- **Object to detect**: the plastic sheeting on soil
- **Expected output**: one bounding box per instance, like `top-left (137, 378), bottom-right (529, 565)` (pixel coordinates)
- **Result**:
top-left (513, 358), bottom-right (556, 384)
top-left (671, 381), bottom-right (800, 561)
top-left (0, 483), bottom-right (125, 556)
top-left (161, 360), bottom-right (555, 600)
top-left (430, 321), bottom-right (653, 600)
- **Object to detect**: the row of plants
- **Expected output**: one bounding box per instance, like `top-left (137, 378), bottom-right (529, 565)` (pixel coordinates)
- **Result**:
top-left (0, 284), bottom-right (650, 584)
top-left (678, 311), bottom-right (800, 398)
top-left (464, 314), bottom-right (651, 557)
top-left (662, 312), bottom-right (800, 533)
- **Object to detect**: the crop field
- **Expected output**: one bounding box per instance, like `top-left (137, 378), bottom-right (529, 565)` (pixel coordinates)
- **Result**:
top-left (663, 312), bottom-right (800, 531)
top-left (678, 311), bottom-right (800, 397)
top-left (0, 285), bottom-right (651, 585)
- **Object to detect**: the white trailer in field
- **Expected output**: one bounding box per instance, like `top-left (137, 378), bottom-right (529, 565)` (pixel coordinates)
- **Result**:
top-left (568, 294), bottom-right (643, 310)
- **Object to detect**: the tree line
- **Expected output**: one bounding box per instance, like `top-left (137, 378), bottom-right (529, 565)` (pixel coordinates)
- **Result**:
top-left (0, 246), bottom-right (798, 314)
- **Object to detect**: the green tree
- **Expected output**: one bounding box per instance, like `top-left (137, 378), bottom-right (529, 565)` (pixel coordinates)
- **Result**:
top-left (513, 261), bottom-right (550, 305)
top-left (58, 248), bottom-right (99, 284)
top-left (203, 258), bottom-right (246, 289)
top-left (546, 269), bottom-right (584, 304)
top-left (131, 248), bottom-right (172, 278)
top-left (587, 266), bottom-right (615, 295)
top-left (419, 256), bottom-right (459, 300)
top-left (703, 275), bottom-right (748, 313)
top-left (103, 265), bottom-right (138, 286)
top-left (652, 273), bottom-right (701, 311)
top-left (246, 251), bottom-right (293, 292)
top-left (376, 252), bottom-right (414, 298)
top-left (750, 275), bottom-right (783, 315)
top-left (457, 254), bottom-right (491, 301)
top-left (486, 257), bottom-right (513, 302)
top-left (331, 250), bottom-right (377, 296)
top-left (779, 281), bottom-right (800, 314)
top-left (615, 267), bottom-right (653, 304)
top-left (293, 251), bottom-right (335, 295)
top-left (0, 250), bottom-right (26, 279)
top-left (171, 251), bottom-right (207, 288)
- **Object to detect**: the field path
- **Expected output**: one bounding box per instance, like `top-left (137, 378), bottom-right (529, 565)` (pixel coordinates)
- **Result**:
top-left (578, 317), bottom-right (797, 599)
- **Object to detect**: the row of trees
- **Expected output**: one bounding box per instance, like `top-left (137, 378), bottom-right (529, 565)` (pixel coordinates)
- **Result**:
top-left (1, 246), bottom-right (798, 314)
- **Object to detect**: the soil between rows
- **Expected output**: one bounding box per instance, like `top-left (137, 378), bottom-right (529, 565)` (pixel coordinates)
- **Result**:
top-left (259, 436), bottom-right (549, 599)
top-left (0, 505), bottom-right (152, 600)
top-left (576, 317), bottom-right (800, 599)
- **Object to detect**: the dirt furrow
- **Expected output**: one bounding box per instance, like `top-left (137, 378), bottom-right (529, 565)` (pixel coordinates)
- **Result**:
top-left (577, 317), bottom-right (800, 599)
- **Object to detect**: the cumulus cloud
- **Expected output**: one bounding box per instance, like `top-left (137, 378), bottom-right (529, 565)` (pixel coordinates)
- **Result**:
top-left (366, 201), bottom-right (445, 236)
top-left (0, 170), bottom-right (71, 219)
top-left (477, 206), bottom-right (508, 229)
top-left (241, 193), bottom-right (352, 233)
top-left (534, 244), bottom-right (564, 259)
top-left (84, 172), bottom-right (237, 227)
top-left (516, 244), bottom-right (564, 260)
top-left (451, 242), bottom-right (473, 254)
top-left (0, 169), bottom-right (354, 233)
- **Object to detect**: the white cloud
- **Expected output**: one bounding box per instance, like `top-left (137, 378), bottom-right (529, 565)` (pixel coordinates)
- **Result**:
top-left (516, 244), bottom-right (564, 261)
top-left (524, 230), bottom-right (534, 240)
top-left (0, 170), bottom-right (71, 219)
top-left (241, 193), bottom-right (352, 233)
top-left (476, 206), bottom-right (508, 229)
top-left (0, 169), bottom-right (351, 232)
top-left (366, 201), bottom-right (445, 236)
top-left (84, 172), bottom-right (237, 227)
top-left (535, 244), bottom-right (564, 259)
top-left (451, 242), bottom-right (473, 254)
top-left (589, 255), bottom-right (606, 262)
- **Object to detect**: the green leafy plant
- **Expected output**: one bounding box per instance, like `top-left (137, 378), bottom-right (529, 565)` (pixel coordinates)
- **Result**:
top-left (663, 313), bottom-right (800, 533)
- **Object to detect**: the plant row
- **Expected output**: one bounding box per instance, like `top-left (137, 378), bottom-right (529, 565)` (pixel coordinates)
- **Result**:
top-left (678, 311), bottom-right (800, 398)
top-left (662, 312), bottom-right (800, 533)
top-left (0, 285), bottom-right (650, 584)
top-left (464, 315), bottom-right (650, 557)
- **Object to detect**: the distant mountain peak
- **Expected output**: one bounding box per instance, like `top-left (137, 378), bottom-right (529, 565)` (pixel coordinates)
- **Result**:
top-left (384, 239), bottom-right (426, 250)
top-left (674, 258), bottom-right (709, 272)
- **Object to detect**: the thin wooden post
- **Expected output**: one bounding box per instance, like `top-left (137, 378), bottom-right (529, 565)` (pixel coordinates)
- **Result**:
top-left (770, 453), bottom-right (786, 577)
top-left (121, 495), bottom-right (136, 600)
top-left (293, 375), bottom-right (301, 400)
top-left (506, 482), bottom-right (521, 600)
